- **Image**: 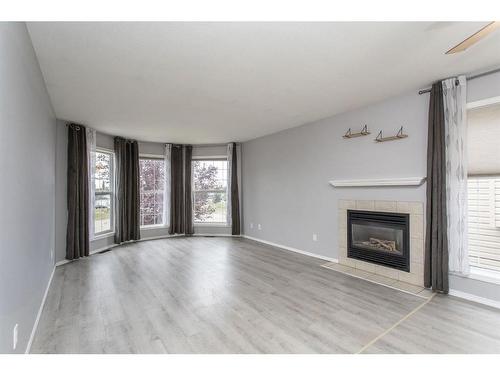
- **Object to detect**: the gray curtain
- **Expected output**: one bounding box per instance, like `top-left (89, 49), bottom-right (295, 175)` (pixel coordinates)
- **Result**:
top-left (424, 81), bottom-right (449, 293)
top-left (114, 137), bottom-right (140, 243)
top-left (169, 145), bottom-right (185, 234)
top-left (230, 143), bottom-right (241, 235)
top-left (184, 145), bottom-right (194, 235)
top-left (66, 124), bottom-right (90, 260)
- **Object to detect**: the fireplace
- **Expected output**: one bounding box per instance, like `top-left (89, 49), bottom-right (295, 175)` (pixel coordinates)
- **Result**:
top-left (347, 210), bottom-right (410, 272)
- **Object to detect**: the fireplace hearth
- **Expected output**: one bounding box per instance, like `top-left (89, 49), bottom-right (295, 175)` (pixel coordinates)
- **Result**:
top-left (347, 210), bottom-right (410, 272)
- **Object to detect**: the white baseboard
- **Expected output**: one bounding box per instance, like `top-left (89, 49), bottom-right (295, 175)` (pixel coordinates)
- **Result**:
top-left (54, 246), bottom-right (113, 267)
top-left (25, 265), bottom-right (56, 354)
top-left (90, 244), bottom-right (119, 254)
top-left (449, 289), bottom-right (500, 310)
top-left (242, 235), bottom-right (338, 263)
top-left (139, 234), bottom-right (184, 241)
top-left (192, 233), bottom-right (239, 237)
top-left (55, 259), bottom-right (70, 267)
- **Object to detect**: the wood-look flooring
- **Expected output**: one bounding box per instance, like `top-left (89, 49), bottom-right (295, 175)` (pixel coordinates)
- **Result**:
top-left (31, 237), bottom-right (500, 353)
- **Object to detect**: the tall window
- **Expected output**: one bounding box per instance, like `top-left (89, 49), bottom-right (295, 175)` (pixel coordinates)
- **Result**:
top-left (139, 157), bottom-right (165, 226)
top-left (467, 102), bottom-right (500, 274)
top-left (94, 150), bottom-right (114, 235)
top-left (192, 159), bottom-right (228, 224)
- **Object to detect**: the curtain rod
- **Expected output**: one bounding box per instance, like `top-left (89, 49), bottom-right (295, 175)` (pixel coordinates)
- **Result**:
top-left (418, 67), bottom-right (500, 95)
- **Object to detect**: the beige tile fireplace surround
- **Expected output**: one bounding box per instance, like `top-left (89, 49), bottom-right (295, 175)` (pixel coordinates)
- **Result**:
top-left (338, 199), bottom-right (425, 287)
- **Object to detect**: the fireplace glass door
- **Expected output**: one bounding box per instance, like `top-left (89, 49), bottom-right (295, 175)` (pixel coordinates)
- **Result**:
top-left (351, 223), bottom-right (404, 255)
top-left (347, 210), bottom-right (410, 271)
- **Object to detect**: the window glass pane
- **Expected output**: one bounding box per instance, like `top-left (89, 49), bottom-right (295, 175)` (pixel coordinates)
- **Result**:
top-left (95, 193), bottom-right (111, 233)
top-left (193, 191), bottom-right (227, 223)
top-left (94, 151), bottom-right (113, 235)
top-left (192, 159), bottom-right (228, 223)
top-left (95, 152), bottom-right (111, 193)
top-left (139, 158), bottom-right (165, 226)
top-left (193, 160), bottom-right (227, 190)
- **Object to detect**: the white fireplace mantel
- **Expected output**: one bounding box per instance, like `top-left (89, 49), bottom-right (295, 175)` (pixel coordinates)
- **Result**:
top-left (329, 177), bottom-right (426, 187)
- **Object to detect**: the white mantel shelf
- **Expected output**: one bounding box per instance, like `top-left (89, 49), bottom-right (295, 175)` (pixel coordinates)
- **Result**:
top-left (329, 177), bottom-right (426, 187)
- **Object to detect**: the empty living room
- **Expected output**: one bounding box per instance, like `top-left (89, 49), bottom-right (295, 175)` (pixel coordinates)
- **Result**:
top-left (2, 1), bottom-right (500, 372)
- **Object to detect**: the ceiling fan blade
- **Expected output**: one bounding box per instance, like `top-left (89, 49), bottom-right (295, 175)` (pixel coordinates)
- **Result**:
top-left (446, 21), bottom-right (500, 54)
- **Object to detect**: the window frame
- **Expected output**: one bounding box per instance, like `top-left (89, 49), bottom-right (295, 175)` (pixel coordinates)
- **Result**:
top-left (94, 148), bottom-right (115, 238)
top-left (191, 156), bottom-right (229, 226)
top-left (139, 154), bottom-right (167, 229)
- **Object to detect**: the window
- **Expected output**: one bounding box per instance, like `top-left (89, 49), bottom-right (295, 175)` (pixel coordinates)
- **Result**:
top-left (467, 102), bottom-right (500, 274)
top-left (139, 157), bottom-right (165, 226)
top-left (192, 159), bottom-right (228, 224)
top-left (94, 150), bottom-right (114, 235)
top-left (468, 176), bottom-right (500, 273)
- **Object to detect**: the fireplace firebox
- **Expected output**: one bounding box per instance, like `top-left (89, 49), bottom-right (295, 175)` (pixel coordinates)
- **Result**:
top-left (347, 210), bottom-right (410, 272)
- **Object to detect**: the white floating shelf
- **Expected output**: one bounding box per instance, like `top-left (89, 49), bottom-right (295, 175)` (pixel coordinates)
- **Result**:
top-left (329, 177), bottom-right (426, 187)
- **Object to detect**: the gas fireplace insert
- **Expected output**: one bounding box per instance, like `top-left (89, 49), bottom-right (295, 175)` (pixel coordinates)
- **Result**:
top-left (347, 210), bottom-right (410, 272)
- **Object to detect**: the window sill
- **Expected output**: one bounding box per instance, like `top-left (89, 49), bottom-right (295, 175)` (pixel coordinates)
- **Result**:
top-left (141, 225), bottom-right (168, 230)
top-left (469, 267), bottom-right (500, 285)
top-left (453, 267), bottom-right (500, 286)
top-left (93, 232), bottom-right (115, 241)
top-left (193, 223), bottom-right (230, 228)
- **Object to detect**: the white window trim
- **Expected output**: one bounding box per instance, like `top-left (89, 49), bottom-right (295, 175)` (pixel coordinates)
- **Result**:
top-left (93, 231), bottom-right (115, 240)
top-left (139, 155), bottom-right (166, 227)
top-left (193, 223), bottom-right (230, 228)
top-left (192, 155), bottom-right (227, 160)
top-left (94, 148), bottom-right (115, 237)
top-left (140, 153), bottom-right (163, 159)
top-left (467, 95), bottom-right (500, 110)
top-left (141, 224), bottom-right (169, 230)
top-left (192, 157), bottom-right (229, 225)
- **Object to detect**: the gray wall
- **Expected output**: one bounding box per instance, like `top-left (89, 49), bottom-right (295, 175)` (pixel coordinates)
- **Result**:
top-left (242, 70), bottom-right (500, 302)
top-left (242, 90), bottom-right (428, 259)
top-left (0, 23), bottom-right (57, 353)
top-left (54, 126), bottom-right (237, 262)
top-left (54, 120), bottom-right (68, 265)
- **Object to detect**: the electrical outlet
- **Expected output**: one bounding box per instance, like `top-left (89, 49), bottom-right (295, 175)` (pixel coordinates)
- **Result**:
top-left (250, 223), bottom-right (254, 229)
top-left (258, 224), bottom-right (262, 230)
top-left (312, 233), bottom-right (318, 242)
top-left (13, 324), bottom-right (18, 350)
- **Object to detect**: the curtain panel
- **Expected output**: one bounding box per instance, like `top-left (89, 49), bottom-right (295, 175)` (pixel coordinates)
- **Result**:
top-left (66, 124), bottom-right (90, 260)
top-left (86, 128), bottom-right (96, 240)
top-left (184, 145), bottom-right (194, 235)
top-left (227, 143), bottom-right (241, 235)
top-left (443, 76), bottom-right (469, 275)
top-left (114, 137), bottom-right (140, 243)
top-left (425, 82), bottom-right (449, 293)
top-left (164, 144), bottom-right (172, 228)
top-left (169, 144), bottom-right (185, 234)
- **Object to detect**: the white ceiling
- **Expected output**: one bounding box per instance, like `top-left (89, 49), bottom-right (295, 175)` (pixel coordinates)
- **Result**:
top-left (27, 22), bottom-right (500, 143)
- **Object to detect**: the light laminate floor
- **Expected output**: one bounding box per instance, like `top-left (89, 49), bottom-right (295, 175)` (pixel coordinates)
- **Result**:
top-left (31, 237), bottom-right (500, 354)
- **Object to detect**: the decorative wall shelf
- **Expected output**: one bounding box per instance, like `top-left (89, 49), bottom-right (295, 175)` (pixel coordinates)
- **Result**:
top-left (343, 125), bottom-right (370, 139)
top-left (329, 177), bottom-right (426, 187)
top-left (375, 126), bottom-right (408, 142)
